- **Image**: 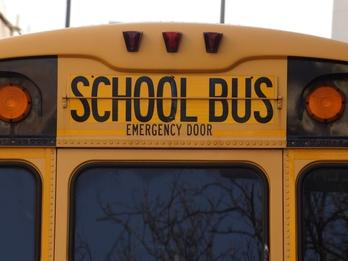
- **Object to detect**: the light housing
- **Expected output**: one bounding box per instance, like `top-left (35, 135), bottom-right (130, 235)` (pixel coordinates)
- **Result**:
top-left (123, 31), bottom-right (142, 52)
top-left (204, 32), bottom-right (223, 53)
top-left (162, 32), bottom-right (182, 53)
top-left (0, 84), bottom-right (31, 122)
top-left (305, 85), bottom-right (345, 122)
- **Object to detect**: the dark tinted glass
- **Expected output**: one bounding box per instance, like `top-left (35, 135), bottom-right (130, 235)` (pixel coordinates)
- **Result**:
top-left (300, 166), bottom-right (348, 261)
top-left (0, 166), bottom-right (40, 260)
top-left (72, 166), bottom-right (268, 261)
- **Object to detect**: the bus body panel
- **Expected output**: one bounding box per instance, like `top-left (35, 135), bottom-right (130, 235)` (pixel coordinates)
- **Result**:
top-left (284, 149), bottom-right (348, 261)
top-left (57, 57), bottom-right (287, 149)
top-left (0, 148), bottom-right (56, 261)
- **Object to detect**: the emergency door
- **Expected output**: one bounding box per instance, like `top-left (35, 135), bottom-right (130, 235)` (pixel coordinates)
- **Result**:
top-left (56, 149), bottom-right (282, 261)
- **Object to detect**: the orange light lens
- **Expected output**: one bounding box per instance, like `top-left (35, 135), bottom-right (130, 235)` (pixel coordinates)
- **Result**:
top-left (0, 85), bottom-right (31, 122)
top-left (306, 85), bottom-right (345, 122)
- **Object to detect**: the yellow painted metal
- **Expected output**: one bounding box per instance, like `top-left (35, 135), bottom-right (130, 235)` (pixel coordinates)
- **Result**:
top-left (57, 58), bottom-right (287, 148)
top-left (0, 148), bottom-right (56, 261)
top-left (56, 148), bottom-right (283, 261)
top-left (0, 23), bottom-right (348, 72)
top-left (284, 149), bottom-right (348, 261)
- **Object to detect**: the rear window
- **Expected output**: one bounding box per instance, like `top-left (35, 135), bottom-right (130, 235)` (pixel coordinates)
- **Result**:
top-left (0, 166), bottom-right (41, 261)
top-left (299, 165), bottom-right (348, 261)
top-left (71, 165), bottom-right (268, 260)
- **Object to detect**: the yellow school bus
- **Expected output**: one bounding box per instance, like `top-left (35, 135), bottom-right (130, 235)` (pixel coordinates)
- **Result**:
top-left (0, 23), bottom-right (348, 261)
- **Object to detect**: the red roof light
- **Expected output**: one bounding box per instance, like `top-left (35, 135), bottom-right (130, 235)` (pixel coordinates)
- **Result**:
top-left (162, 32), bottom-right (182, 53)
top-left (123, 31), bottom-right (142, 52)
top-left (204, 32), bottom-right (223, 53)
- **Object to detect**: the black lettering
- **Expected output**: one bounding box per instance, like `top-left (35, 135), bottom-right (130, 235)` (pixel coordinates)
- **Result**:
top-left (151, 124), bottom-right (157, 136)
top-left (207, 124), bottom-right (212, 136)
top-left (126, 124), bottom-right (131, 135)
top-left (139, 124), bottom-right (144, 136)
top-left (254, 77), bottom-right (273, 123)
top-left (112, 77), bottom-right (132, 121)
top-left (180, 78), bottom-right (197, 122)
top-left (157, 76), bottom-right (177, 122)
top-left (158, 124), bottom-right (163, 136)
top-left (187, 124), bottom-right (192, 135)
top-left (193, 124), bottom-right (199, 136)
top-left (71, 76), bottom-right (90, 122)
top-left (132, 124), bottom-right (139, 135)
top-left (209, 78), bottom-right (228, 122)
top-left (146, 124), bottom-right (151, 135)
top-left (134, 76), bottom-right (155, 122)
top-left (125, 123), bottom-right (183, 136)
top-left (92, 76), bottom-right (110, 122)
top-left (231, 77), bottom-right (251, 123)
top-left (176, 124), bottom-right (182, 135)
top-left (164, 123), bottom-right (170, 135)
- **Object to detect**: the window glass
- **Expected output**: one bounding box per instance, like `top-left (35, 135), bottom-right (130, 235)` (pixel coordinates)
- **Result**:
top-left (300, 166), bottom-right (348, 261)
top-left (72, 166), bottom-right (268, 261)
top-left (0, 166), bottom-right (40, 261)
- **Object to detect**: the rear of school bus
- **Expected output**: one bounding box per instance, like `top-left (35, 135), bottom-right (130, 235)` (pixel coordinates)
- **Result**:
top-left (1, 23), bottom-right (348, 261)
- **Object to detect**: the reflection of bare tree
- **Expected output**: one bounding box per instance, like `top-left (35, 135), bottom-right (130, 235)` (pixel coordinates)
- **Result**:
top-left (75, 236), bottom-right (92, 261)
top-left (75, 174), bottom-right (266, 261)
top-left (304, 191), bottom-right (348, 261)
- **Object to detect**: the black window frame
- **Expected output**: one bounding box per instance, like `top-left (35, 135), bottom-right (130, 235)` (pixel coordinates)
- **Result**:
top-left (297, 163), bottom-right (348, 261)
top-left (0, 163), bottom-right (42, 261)
top-left (69, 162), bottom-right (270, 261)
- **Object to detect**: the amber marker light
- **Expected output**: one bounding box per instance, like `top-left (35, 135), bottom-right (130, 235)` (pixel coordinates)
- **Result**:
top-left (306, 85), bottom-right (345, 122)
top-left (0, 85), bottom-right (31, 122)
